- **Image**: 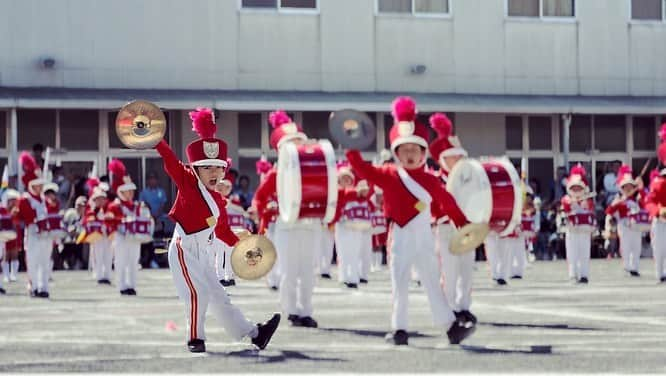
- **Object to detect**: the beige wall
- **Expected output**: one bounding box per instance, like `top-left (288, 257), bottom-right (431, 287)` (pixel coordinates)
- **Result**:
top-left (1, 0), bottom-right (665, 96)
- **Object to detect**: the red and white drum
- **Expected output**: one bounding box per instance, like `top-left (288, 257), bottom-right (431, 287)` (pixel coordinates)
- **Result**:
top-left (342, 204), bottom-right (371, 231)
top-left (629, 210), bottom-right (651, 232)
top-left (0, 215), bottom-right (17, 241)
top-left (446, 157), bottom-right (522, 236)
top-left (36, 214), bottom-right (66, 238)
top-left (371, 211), bottom-right (387, 235)
top-left (228, 214), bottom-right (246, 229)
top-left (277, 139), bottom-right (338, 223)
top-left (521, 216), bottom-right (536, 238)
top-left (566, 212), bottom-right (597, 233)
top-left (84, 221), bottom-right (105, 243)
top-left (121, 219), bottom-right (153, 243)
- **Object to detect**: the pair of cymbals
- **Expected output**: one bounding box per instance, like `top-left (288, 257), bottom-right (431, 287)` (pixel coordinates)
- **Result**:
top-left (115, 100), bottom-right (167, 150)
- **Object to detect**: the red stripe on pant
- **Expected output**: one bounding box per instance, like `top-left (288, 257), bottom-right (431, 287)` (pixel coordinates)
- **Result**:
top-left (176, 238), bottom-right (198, 341)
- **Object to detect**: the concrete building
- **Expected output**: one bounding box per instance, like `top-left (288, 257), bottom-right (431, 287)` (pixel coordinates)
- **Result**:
top-left (1, 0), bottom-right (666, 204)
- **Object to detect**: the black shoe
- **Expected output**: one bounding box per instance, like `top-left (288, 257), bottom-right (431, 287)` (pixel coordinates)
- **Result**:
top-left (252, 313), bottom-right (281, 350)
top-left (288, 314), bottom-right (301, 326)
top-left (661, 277), bottom-right (666, 283)
top-left (359, 278), bottom-right (368, 284)
top-left (38, 291), bottom-right (49, 298)
top-left (320, 273), bottom-right (332, 279)
top-left (344, 282), bottom-right (358, 289)
top-left (298, 316), bottom-right (318, 328)
top-left (30, 289), bottom-right (38, 298)
top-left (127, 288), bottom-right (137, 295)
top-left (386, 330), bottom-right (408, 346)
top-left (511, 275), bottom-right (522, 279)
top-left (228, 279), bottom-right (236, 286)
top-left (496, 279), bottom-right (507, 286)
top-left (578, 277), bottom-right (589, 284)
top-left (120, 289), bottom-right (130, 295)
top-left (447, 320), bottom-right (476, 345)
top-left (630, 271), bottom-right (640, 277)
top-left (461, 310), bottom-right (478, 325)
top-left (187, 339), bottom-right (206, 353)
top-left (102, 279), bottom-right (112, 285)
top-left (454, 311), bottom-right (464, 321)
top-left (269, 285), bottom-right (279, 291)
top-left (220, 279), bottom-right (234, 287)
top-left (0, 287), bottom-right (5, 294)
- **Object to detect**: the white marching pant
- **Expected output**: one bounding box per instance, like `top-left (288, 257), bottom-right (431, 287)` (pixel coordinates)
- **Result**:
top-left (265, 224), bottom-right (282, 288)
top-left (358, 231), bottom-right (373, 280)
top-left (334, 226), bottom-right (362, 284)
top-left (215, 242), bottom-right (235, 281)
top-left (92, 238), bottom-right (113, 281)
top-left (168, 234), bottom-right (256, 342)
top-left (509, 236), bottom-right (527, 277)
top-left (651, 220), bottom-right (666, 280)
top-left (389, 220), bottom-right (455, 332)
top-left (565, 230), bottom-right (591, 279)
top-left (435, 224), bottom-right (474, 312)
top-left (618, 224), bottom-right (642, 273)
top-left (319, 227), bottom-right (334, 275)
top-left (275, 224), bottom-right (319, 317)
top-left (485, 234), bottom-right (511, 281)
top-left (25, 229), bottom-right (53, 292)
top-left (113, 235), bottom-right (141, 291)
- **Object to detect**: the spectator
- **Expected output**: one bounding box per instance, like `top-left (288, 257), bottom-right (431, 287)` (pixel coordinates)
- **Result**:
top-left (603, 161), bottom-right (621, 205)
top-left (52, 166), bottom-right (72, 208)
top-left (32, 143), bottom-right (45, 167)
top-left (139, 172), bottom-right (167, 219)
top-left (234, 175), bottom-right (255, 209)
top-left (551, 166), bottom-right (567, 204)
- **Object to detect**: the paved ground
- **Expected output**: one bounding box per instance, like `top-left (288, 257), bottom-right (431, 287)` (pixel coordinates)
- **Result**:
top-left (0, 258), bottom-right (664, 373)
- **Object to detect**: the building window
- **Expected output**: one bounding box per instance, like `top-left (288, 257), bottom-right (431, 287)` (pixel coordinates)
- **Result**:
top-left (18, 110), bottom-right (56, 151)
top-left (507, 0), bottom-right (574, 18)
top-left (633, 116), bottom-right (656, 151)
top-left (377, 0), bottom-right (450, 15)
top-left (238, 113), bottom-right (262, 149)
top-left (528, 158), bottom-right (554, 201)
top-left (241, 0), bottom-right (317, 10)
top-left (561, 115), bottom-right (591, 153)
top-left (528, 116), bottom-right (552, 150)
top-left (0, 111), bottom-right (7, 149)
top-left (631, 0), bottom-right (664, 20)
top-left (505, 116), bottom-right (523, 150)
top-left (594, 115), bottom-right (626, 152)
top-left (60, 110), bottom-right (99, 151)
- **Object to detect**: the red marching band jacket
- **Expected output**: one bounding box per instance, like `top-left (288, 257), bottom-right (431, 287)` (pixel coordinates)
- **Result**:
top-left (345, 150), bottom-right (468, 229)
top-left (560, 195), bottom-right (595, 214)
top-left (252, 168), bottom-right (279, 234)
top-left (155, 140), bottom-right (239, 246)
top-left (83, 203), bottom-right (112, 235)
top-left (605, 195), bottom-right (645, 219)
top-left (645, 176), bottom-right (666, 219)
top-left (14, 192), bottom-right (44, 226)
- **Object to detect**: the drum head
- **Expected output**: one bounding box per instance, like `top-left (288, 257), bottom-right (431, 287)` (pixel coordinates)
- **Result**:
top-left (277, 142), bottom-right (302, 223)
top-left (446, 159), bottom-right (492, 223)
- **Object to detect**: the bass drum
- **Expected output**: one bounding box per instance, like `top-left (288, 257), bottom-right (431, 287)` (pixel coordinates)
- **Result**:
top-left (446, 157), bottom-right (522, 237)
top-left (277, 139), bottom-right (338, 224)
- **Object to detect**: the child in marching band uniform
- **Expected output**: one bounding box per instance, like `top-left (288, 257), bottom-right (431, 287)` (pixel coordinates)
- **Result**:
top-left (370, 187), bottom-right (387, 272)
top-left (107, 159), bottom-right (152, 296)
top-left (561, 164), bottom-right (595, 284)
top-left (254, 157), bottom-right (282, 290)
top-left (510, 187), bottom-right (540, 279)
top-left (1, 189), bottom-right (20, 285)
top-left (645, 129), bottom-right (666, 283)
top-left (156, 107), bottom-right (279, 353)
top-left (14, 152), bottom-right (51, 298)
top-left (334, 163), bottom-right (373, 288)
top-left (605, 165), bottom-right (645, 277)
top-left (346, 97), bottom-right (475, 346)
top-left (428, 113), bottom-right (477, 324)
top-left (215, 173), bottom-right (250, 287)
top-left (252, 111), bottom-right (321, 328)
top-left (85, 185), bottom-right (113, 285)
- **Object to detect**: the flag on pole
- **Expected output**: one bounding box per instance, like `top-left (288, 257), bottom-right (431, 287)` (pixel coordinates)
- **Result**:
top-left (1, 165), bottom-right (8, 189)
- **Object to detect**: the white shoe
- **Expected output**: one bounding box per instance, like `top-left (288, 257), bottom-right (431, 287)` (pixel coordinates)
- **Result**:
top-left (9, 274), bottom-right (17, 282)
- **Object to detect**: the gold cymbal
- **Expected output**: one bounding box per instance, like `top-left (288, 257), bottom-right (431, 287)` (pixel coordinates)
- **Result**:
top-left (115, 100), bottom-right (167, 150)
top-left (449, 223), bottom-right (490, 255)
top-left (231, 234), bottom-right (277, 280)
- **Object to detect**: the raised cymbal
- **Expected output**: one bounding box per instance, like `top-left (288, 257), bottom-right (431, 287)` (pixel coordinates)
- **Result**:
top-left (231, 234), bottom-right (277, 280)
top-left (329, 109), bottom-right (376, 149)
top-left (115, 100), bottom-right (167, 150)
top-left (449, 223), bottom-right (490, 255)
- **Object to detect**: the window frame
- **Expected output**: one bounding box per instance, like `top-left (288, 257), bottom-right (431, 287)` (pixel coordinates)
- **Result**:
top-left (238, 0), bottom-right (320, 15)
top-left (375, 0), bottom-right (452, 19)
top-left (504, 0), bottom-right (577, 22)
top-left (629, 0), bottom-right (666, 23)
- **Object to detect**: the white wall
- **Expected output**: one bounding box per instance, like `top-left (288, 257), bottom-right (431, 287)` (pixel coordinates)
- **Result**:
top-left (1, 0), bottom-right (665, 96)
